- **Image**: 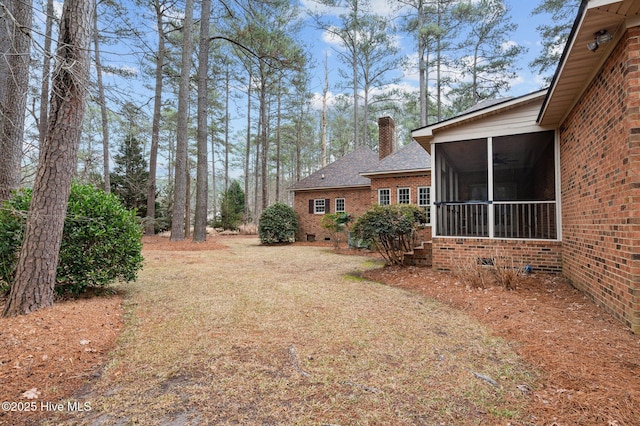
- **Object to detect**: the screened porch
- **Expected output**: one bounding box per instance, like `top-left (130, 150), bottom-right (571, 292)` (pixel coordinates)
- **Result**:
top-left (433, 131), bottom-right (558, 240)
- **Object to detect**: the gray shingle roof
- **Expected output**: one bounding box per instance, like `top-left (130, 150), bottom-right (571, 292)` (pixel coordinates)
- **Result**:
top-left (361, 141), bottom-right (431, 176)
top-left (289, 146), bottom-right (378, 191)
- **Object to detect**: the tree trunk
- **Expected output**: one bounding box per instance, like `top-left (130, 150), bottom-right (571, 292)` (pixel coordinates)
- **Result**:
top-left (185, 164), bottom-right (191, 238)
top-left (275, 76), bottom-right (281, 202)
top-left (3, 0), bottom-right (94, 317)
top-left (224, 63), bottom-right (230, 193)
top-left (418, 0), bottom-right (427, 127)
top-left (352, 0), bottom-right (359, 148)
top-left (145, 0), bottom-right (166, 236)
top-left (93, 4), bottom-right (110, 193)
top-left (39, 0), bottom-right (54, 147)
top-left (193, 0), bottom-right (211, 242)
top-left (210, 129), bottom-right (217, 219)
top-left (170, 0), bottom-right (194, 241)
top-left (259, 66), bottom-right (268, 211)
top-left (321, 53), bottom-right (328, 167)
top-left (244, 67), bottom-right (252, 223)
top-left (0, 0), bottom-right (33, 202)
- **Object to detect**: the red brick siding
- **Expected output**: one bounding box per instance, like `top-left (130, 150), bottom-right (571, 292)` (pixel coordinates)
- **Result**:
top-left (432, 238), bottom-right (562, 273)
top-left (560, 27), bottom-right (640, 333)
top-left (369, 173), bottom-right (433, 241)
top-left (293, 187), bottom-right (371, 241)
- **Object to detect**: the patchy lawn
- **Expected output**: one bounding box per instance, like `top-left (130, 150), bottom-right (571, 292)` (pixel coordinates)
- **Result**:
top-left (1, 235), bottom-right (638, 425)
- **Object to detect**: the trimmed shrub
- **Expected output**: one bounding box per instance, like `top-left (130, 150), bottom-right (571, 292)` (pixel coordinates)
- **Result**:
top-left (258, 203), bottom-right (298, 244)
top-left (0, 183), bottom-right (144, 295)
top-left (350, 204), bottom-right (426, 265)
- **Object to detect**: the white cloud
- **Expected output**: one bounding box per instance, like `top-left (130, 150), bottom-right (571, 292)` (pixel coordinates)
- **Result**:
top-left (502, 40), bottom-right (519, 51)
top-left (321, 28), bottom-right (344, 48)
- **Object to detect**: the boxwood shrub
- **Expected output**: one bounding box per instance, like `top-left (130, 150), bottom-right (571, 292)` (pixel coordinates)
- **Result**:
top-left (258, 202), bottom-right (298, 244)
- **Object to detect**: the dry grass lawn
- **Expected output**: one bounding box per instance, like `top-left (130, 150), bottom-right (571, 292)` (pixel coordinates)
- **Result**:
top-left (40, 236), bottom-right (534, 425)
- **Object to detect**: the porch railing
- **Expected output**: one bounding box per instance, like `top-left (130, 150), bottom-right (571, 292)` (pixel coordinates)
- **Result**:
top-left (494, 201), bottom-right (556, 239)
top-left (436, 201), bottom-right (557, 239)
top-left (436, 202), bottom-right (489, 237)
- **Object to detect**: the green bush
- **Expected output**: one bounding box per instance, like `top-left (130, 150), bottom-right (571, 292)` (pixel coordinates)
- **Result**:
top-left (0, 191), bottom-right (30, 291)
top-left (258, 203), bottom-right (298, 244)
top-left (350, 204), bottom-right (426, 265)
top-left (0, 183), bottom-right (144, 295)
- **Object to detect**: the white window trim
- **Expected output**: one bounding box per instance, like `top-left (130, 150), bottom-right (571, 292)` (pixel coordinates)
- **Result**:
top-left (314, 199), bottom-right (325, 215)
top-left (335, 198), bottom-right (345, 213)
top-left (378, 188), bottom-right (390, 205)
top-left (418, 186), bottom-right (431, 225)
top-left (397, 187), bottom-right (411, 204)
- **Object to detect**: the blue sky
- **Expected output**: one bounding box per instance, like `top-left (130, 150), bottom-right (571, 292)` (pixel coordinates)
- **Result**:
top-left (297, 0), bottom-right (556, 109)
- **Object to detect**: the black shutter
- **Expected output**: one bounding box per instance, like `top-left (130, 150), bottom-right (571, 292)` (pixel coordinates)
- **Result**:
top-left (325, 198), bottom-right (330, 213)
top-left (309, 199), bottom-right (314, 214)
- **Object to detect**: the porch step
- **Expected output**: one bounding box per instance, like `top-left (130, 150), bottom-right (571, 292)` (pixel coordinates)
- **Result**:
top-left (403, 241), bottom-right (432, 267)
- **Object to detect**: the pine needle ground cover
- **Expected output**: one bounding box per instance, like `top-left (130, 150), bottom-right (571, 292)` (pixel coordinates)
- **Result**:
top-left (48, 237), bottom-right (534, 425)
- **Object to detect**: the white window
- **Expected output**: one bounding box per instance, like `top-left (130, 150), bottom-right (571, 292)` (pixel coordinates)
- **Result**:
top-left (398, 187), bottom-right (410, 204)
top-left (418, 186), bottom-right (431, 224)
top-left (378, 188), bottom-right (390, 205)
top-left (335, 198), bottom-right (345, 213)
top-left (314, 199), bottom-right (325, 214)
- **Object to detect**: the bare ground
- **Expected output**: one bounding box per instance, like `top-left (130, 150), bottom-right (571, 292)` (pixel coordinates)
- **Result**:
top-left (364, 266), bottom-right (640, 425)
top-left (0, 236), bottom-right (639, 425)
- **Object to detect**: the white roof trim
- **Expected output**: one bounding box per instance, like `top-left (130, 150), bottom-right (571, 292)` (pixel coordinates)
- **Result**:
top-left (412, 90), bottom-right (548, 140)
top-left (360, 168), bottom-right (431, 177)
top-left (289, 184), bottom-right (370, 192)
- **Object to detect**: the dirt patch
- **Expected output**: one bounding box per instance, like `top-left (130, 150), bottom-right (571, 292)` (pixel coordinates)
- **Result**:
top-left (0, 295), bottom-right (123, 426)
top-left (364, 266), bottom-right (640, 425)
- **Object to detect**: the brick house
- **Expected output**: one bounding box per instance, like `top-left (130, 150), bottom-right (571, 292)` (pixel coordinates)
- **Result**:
top-left (412, 0), bottom-right (640, 333)
top-left (289, 146), bottom-right (377, 242)
top-left (290, 117), bottom-right (432, 243)
top-left (361, 119), bottom-right (432, 242)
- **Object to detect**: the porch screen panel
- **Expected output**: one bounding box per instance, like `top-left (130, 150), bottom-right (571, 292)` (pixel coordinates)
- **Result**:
top-left (492, 131), bottom-right (556, 239)
top-left (435, 139), bottom-right (488, 237)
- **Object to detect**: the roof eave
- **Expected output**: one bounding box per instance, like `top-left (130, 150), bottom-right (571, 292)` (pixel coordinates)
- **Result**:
top-left (360, 169), bottom-right (431, 178)
top-left (538, 0), bottom-right (634, 126)
top-left (289, 184), bottom-right (371, 192)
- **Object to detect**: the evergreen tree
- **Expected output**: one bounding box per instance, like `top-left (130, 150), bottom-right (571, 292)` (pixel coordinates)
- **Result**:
top-left (450, 0), bottom-right (526, 112)
top-left (110, 134), bottom-right (149, 216)
top-left (530, 0), bottom-right (581, 84)
top-left (219, 180), bottom-right (245, 230)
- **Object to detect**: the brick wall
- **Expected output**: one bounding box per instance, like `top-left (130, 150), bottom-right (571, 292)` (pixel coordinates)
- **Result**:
top-left (560, 27), bottom-right (640, 333)
top-left (432, 238), bottom-right (562, 273)
top-left (293, 187), bottom-right (371, 241)
top-left (369, 173), bottom-right (432, 241)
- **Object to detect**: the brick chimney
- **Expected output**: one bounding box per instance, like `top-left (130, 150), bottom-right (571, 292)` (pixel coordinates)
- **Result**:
top-left (378, 116), bottom-right (395, 160)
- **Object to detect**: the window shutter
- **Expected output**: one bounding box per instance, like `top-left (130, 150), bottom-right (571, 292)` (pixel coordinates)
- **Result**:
top-left (325, 199), bottom-right (330, 213)
top-left (309, 199), bottom-right (314, 214)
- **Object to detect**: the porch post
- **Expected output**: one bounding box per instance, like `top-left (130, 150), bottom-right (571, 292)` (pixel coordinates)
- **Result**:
top-left (431, 142), bottom-right (437, 240)
top-left (487, 137), bottom-right (494, 238)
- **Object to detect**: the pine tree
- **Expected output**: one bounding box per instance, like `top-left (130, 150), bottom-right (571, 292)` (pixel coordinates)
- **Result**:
top-left (219, 180), bottom-right (245, 231)
top-left (110, 135), bottom-right (149, 217)
top-left (530, 0), bottom-right (581, 83)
